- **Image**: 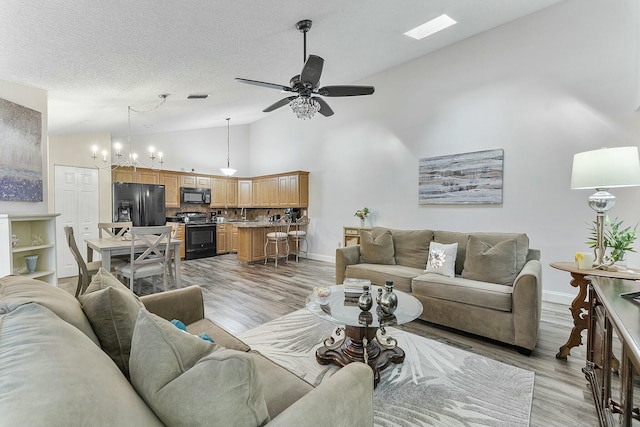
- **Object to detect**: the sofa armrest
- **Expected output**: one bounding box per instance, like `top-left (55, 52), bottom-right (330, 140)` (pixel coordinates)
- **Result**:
top-left (335, 246), bottom-right (362, 284)
top-left (511, 259), bottom-right (542, 350)
top-left (267, 362), bottom-right (374, 427)
top-left (140, 285), bottom-right (205, 325)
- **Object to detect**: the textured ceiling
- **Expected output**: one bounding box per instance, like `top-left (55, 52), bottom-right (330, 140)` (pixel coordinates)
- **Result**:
top-left (0, 0), bottom-right (563, 136)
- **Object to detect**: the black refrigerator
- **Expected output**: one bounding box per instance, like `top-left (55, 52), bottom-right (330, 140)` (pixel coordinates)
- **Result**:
top-left (112, 182), bottom-right (166, 226)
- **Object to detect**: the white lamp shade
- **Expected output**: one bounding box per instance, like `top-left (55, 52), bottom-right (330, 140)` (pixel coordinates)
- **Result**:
top-left (570, 146), bottom-right (640, 189)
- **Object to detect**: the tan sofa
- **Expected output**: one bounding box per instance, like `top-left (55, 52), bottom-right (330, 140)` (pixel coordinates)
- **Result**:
top-left (336, 227), bottom-right (542, 354)
top-left (0, 272), bottom-right (374, 427)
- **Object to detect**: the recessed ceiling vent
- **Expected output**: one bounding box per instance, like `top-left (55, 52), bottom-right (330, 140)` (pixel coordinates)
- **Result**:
top-left (187, 94), bottom-right (209, 99)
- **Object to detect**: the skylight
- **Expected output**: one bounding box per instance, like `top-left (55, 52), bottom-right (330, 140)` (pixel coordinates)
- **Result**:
top-left (404, 14), bottom-right (457, 40)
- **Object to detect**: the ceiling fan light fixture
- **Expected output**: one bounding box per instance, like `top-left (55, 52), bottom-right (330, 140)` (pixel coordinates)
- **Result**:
top-left (290, 96), bottom-right (321, 120)
top-left (404, 14), bottom-right (457, 40)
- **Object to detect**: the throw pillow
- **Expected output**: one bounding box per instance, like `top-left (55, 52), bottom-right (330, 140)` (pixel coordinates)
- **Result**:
top-left (129, 309), bottom-right (270, 427)
top-left (171, 319), bottom-right (215, 343)
top-left (78, 268), bottom-right (144, 377)
top-left (462, 236), bottom-right (519, 285)
top-left (359, 230), bottom-right (396, 265)
top-left (424, 242), bottom-right (458, 278)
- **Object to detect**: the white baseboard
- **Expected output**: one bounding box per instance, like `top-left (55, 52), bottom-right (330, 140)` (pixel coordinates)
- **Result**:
top-left (307, 253), bottom-right (334, 263)
top-left (542, 290), bottom-right (573, 306)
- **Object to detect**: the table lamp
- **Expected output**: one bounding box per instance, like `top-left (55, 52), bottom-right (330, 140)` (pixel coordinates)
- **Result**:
top-left (571, 146), bottom-right (640, 267)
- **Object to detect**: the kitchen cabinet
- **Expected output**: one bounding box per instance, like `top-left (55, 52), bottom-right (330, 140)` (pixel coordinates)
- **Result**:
top-left (217, 224), bottom-right (228, 254)
top-left (159, 171), bottom-right (181, 208)
top-left (0, 213), bottom-right (60, 285)
top-left (112, 167), bottom-right (135, 183)
top-left (136, 169), bottom-right (159, 184)
top-left (254, 177), bottom-right (278, 207)
top-left (217, 223), bottom-right (238, 254)
top-left (279, 172), bottom-right (308, 207)
top-left (210, 177), bottom-right (237, 208)
top-left (181, 175), bottom-right (211, 189)
top-left (238, 180), bottom-right (252, 207)
top-left (176, 224), bottom-right (185, 259)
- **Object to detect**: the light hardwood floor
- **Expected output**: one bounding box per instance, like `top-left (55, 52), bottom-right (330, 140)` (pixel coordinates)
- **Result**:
top-left (60, 254), bottom-right (600, 426)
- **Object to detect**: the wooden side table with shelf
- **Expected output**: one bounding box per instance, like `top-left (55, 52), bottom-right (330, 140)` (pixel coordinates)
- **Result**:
top-left (0, 213), bottom-right (60, 285)
top-left (343, 226), bottom-right (371, 247)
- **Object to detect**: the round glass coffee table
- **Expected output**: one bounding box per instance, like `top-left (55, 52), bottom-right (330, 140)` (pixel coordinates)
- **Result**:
top-left (305, 285), bottom-right (423, 387)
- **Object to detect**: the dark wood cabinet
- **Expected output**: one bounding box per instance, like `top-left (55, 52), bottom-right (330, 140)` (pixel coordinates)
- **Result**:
top-left (585, 276), bottom-right (640, 426)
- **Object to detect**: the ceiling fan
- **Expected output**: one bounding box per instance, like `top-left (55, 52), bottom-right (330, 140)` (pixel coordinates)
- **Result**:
top-left (235, 19), bottom-right (375, 119)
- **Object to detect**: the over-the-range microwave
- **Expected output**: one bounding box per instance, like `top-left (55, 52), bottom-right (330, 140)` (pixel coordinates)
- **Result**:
top-left (180, 187), bottom-right (211, 204)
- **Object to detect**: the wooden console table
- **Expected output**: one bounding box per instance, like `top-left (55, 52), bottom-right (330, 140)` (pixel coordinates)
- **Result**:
top-left (550, 262), bottom-right (640, 359)
top-left (585, 276), bottom-right (640, 426)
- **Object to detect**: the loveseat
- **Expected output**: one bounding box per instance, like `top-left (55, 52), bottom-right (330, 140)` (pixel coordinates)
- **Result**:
top-left (336, 227), bottom-right (542, 354)
top-left (0, 270), bottom-right (374, 427)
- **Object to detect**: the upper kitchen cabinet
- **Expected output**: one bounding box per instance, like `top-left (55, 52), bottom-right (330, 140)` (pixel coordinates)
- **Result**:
top-left (210, 177), bottom-right (237, 208)
top-left (136, 169), bottom-right (159, 184)
top-left (181, 175), bottom-right (211, 189)
top-left (278, 172), bottom-right (309, 207)
top-left (159, 171), bottom-right (181, 208)
top-left (112, 167), bottom-right (136, 183)
top-left (238, 179), bottom-right (253, 207)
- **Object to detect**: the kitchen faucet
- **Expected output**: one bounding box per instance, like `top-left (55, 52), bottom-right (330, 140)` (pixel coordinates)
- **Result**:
top-left (241, 207), bottom-right (246, 220)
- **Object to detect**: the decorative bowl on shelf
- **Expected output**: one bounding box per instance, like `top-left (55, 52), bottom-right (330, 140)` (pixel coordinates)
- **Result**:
top-left (314, 286), bottom-right (332, 304)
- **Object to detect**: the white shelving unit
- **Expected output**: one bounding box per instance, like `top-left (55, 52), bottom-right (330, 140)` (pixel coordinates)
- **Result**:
top-left (0, 213), bottom-right (60, 285)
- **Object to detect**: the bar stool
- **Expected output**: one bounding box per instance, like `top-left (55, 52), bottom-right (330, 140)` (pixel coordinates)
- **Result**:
top-left (264, 217), bottom-right (291, 266)
top-left (288, 216), bottom-right (310, 261)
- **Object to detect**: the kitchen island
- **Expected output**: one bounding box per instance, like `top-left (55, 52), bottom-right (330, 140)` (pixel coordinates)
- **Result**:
top-left (234, 221), bottom-right (293, 263)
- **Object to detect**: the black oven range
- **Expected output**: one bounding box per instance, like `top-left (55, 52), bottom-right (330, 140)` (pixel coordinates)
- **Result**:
top-left (176, 212), bottom-right (217, 260)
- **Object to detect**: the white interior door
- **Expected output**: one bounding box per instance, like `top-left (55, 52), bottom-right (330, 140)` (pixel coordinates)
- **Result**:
top-left (55, 165), bottom-right (100, 278)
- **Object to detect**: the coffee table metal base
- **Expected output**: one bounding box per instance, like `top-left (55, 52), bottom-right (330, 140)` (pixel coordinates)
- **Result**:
top-left (316, 325), bottom-right (404, 387)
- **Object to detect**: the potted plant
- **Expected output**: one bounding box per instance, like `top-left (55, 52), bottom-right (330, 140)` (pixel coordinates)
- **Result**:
top-left (587, 216), bottom-right (638, 265)
top-left (354, 207), bottom-right (370, 227)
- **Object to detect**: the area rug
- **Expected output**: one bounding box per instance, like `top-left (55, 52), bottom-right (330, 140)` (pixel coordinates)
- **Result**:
top-left (238, 309), bottom-right (534, 427)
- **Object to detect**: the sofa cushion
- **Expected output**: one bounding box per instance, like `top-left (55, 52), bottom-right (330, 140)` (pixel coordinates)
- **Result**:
top-left (373, 227), bottom-right (433, 269)
top-left (78, 268), bottom-right (144, 377)
top-left (425, 242), bottom-right (458, 278)
top-left (130, 309), bottom-right (270, 427)
top-left (359, 229), bottom-right (396, 265)
top-left (412, 273), bottom-right (513, 312)
top-left (0, 275), bottom-right (100, 346)
top-left (433, 230), bottom-right (470, 275)
top-left (0, 303), bottom-right (163, 426)
top-left (247, 351), bottom-right (314, 419)
top-left (346, 263), bottom-right (423, 292)
top-left (468, 232), bottom-right (530, 272)
top-left (462, 235), bottom-right (522, 285)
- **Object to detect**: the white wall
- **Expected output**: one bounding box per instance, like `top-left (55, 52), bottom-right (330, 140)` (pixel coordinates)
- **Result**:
top-left (49, 133), bottom-right (113, 221)
top-left (119, 124), bottom-right (251, 177)
top-left (248, 0), bottom-right (640, 304)
top-left (0, 80), bottom-right (48, 214)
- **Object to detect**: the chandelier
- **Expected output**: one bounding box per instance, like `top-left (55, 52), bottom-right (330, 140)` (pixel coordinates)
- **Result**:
top-left (92, 95), bottom-right (168, 170)
top-left (289, 96), bottom-right (320, 120)
top-left (220, 117), bottom-right (237, 176)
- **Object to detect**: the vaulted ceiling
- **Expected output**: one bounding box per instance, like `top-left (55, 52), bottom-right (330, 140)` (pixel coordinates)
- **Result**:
top-left (0, 0), bottom-right (563, 136)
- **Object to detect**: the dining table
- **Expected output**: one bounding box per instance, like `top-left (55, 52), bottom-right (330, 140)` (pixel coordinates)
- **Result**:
top-left (85, 236), bottom-right (182, 288)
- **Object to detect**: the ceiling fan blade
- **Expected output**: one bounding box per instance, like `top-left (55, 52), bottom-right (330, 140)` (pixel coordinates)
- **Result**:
top-left (235, 78), bottom-right (292, 92)
top-left (317, 85), bottom-right (375, 97)
top-left (314, 97), bottom-right (334, 117)
top-left (300, 55), bottom-right (324, 87)
top-left (263, 96), bottom-right (297, 113)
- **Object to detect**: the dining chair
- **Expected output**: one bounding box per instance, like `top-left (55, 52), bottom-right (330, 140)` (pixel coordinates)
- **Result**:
top-left (264, 217), bottom-right (291, 267)
top-left (64, 226), bottom-right (102, 297)
top-left (115, 225), bottom-right (172, 294)
top-left (165, 222), bottom-right (180, 281)
top-left (98, 221), bottom-right (133, 238)
top-left (98, 221), bottom-right (133, 268)
top-left (288, 216), bottom-right (310, 262)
